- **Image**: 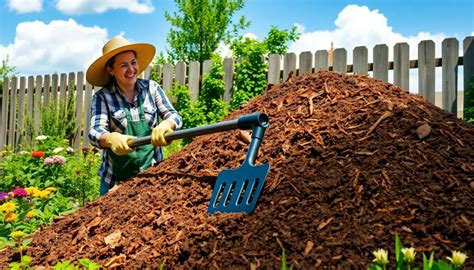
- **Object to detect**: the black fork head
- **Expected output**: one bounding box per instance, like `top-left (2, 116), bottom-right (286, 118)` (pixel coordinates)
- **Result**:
top-left (208, 163), bottom-right (270, 215)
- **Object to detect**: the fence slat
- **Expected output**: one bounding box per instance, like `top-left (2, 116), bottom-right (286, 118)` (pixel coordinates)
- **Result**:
top-left (283, 53), bottom-right (296, 82)
top-left (223, 58), bottom-right (234, 103)
top-left (373, 44), bottom-right (388, 82)
top-left (8, 77), bottom-right (18, 148)
top-left (51, 74), bottom-right (59, 110)
top-left (299, 51), bottom-right (313, 75)
top-left (0, 77), bottom-right (9, 150)
top-left (74, 72), bottom-right (85, 150)
top-left (442, 38), bottom-right (459, 114)
top-left (418, 40), bottom-right (436, 103)
top-left (175, 62), bottom-right (186, 86)
top-left (202, 60), bottom-right (212, 81)
top-left (17, 77), bottom-right (26, 147)
top-left (26, 76), bottom-right (35, 145)
top-left (43, 75), bottom-right (51, 108)
top-left (314, 50), bottom-right (329, 71)
top-left (83, 82), bottom-right (94, 147)
top-left (353, 46), bottom-right (368, 75)
top-left (394, 42), bottom-right (410, 89)
top-left (162, 64), bottom-right (174, 92)
top-left (333, 48), bottom-right (347, 74)
top-left (59, 73), bottom-right (68, 114)
top-left (34, 75), bottom-right (43, 135)
top-left (268, 54), bottom-right (281, 84)
top-left (188, 61), bottom-right (200, 101)
top-left (463, 36), bottom-right (474, 120)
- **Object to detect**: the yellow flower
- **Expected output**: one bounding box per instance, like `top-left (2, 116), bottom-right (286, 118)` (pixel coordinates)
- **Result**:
top-left (372, 248), bottom-right (389, 265)
top-left (10, 231), bottom-right (24, 239)
top-left (447, 251), bottom-right (468, 267)
top-left (44, 187), bottom-right (57, 193)
top-left (37, 190), bottom-right (51, 199)
top-left (25, 187), bottom-right (40, 196)
top-left (0, 201), bottom-right (17, 213)
top-left (26, 210), bottom-right (36, 218)
top-left (401, 247), bottom-right (416, 263)
top-left (4, 212), bottom-right (18, 222)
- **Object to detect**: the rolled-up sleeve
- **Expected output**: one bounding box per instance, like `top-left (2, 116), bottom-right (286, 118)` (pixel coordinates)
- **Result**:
top-left (151, 80), bottom-right (183, 129)
top-left (88, 92), bottom-right (110, 148)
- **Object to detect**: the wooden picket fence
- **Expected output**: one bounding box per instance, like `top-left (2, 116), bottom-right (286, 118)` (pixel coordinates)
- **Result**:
top-left (0, 36), bottom-right (473, 152)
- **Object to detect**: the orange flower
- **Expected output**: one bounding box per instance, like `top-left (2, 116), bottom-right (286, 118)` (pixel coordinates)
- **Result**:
top-left (32, 150), bottom-right (45, 158)
top-left (26, 210), bottom-right (36, 218)
top-left (4, 212), bottom-right (18, 222)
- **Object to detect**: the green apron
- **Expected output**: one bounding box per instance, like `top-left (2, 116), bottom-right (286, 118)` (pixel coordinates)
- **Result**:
top-left (107, 93), bottom-right (154, 182)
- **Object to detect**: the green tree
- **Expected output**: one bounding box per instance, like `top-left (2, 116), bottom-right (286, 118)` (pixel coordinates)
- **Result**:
top-left (229, 25), bottom-right (299, 109)
top-left (464, 76), bottom-right (474, 123)
top-left (0, 55), bottom-right (17, 91)
top-left (165, 0), bottom-right (249, 63)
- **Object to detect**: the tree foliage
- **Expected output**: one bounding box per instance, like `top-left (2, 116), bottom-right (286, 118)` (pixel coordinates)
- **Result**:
top-left (229, 25), bottom-right (299, 109)
top-left (0, 56), bottom-right (17, 91)
top-left (165, 0), bottom-right (249, 63)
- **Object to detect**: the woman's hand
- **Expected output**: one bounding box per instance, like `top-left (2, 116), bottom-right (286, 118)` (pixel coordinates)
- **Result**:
top-left (104, 132), bottom-right (136, 155)
top-left (152, 120), bottom-right (174, 146)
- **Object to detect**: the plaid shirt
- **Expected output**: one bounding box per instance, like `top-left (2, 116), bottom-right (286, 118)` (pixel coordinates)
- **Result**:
top-left (88, 79), bottom-right (182, 185)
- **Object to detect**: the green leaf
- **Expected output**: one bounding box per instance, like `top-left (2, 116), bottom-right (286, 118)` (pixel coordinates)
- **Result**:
top-left (395, 234), bottom-right (404, 269)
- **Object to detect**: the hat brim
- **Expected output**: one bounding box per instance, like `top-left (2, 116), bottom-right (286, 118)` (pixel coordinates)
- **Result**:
top-left (86, 43), bottom-right (156, 87)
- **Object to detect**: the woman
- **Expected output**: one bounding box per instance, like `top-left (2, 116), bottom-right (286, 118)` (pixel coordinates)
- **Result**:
top-left (86, 36), bottom-right (182, 195)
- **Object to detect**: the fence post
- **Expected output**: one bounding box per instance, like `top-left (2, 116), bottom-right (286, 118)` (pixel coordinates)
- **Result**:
top-left (333, 48), bottom-right (347, 74)
top-left (394, 42), bottom-right (410, 90)
top-left (202, 60), bottom-right (212, 81)
top-left (83, 81), bottom-right (94, 147)
top-left (223, 57), bottom-right (234, 103)
top-left (442, 38), bottom-right (459, 114)
top-left (353, 46), bottom-right (368, 75)
top-left (314, 50), bottom-right (329, 71)
top-left (0, 77), bottom-right (9, 150)
top-left (74, 72), bottom-right (85, 150)
top-left (8, 77), bottom-right (18, 148)
top-left (188, 61), bottom-right (200, 101)
top-left (283, 53), bottom-right (296, 82)
top-left (162, 64), bottom-right (174, 92)
top-left (43, 75), bottom-right (51, 108)
top-left (299, 51), bottom-right (313, 75)
top-left (34, 75), bottom-right (43, 135)
top-left (175, 61), bottom-right (186, 86)
top-left (17, 77), bottom-right (26, 148)
top-left (463, 36), bottom-right (474, 120)
top-left (26, 76), bottom-right (34, 146)
top-left (268, 54), bottom-right (281, 84)
top-left (418, 40), bottom-right (436, 104)
top-left (373, 44), bottom-right (388, 82)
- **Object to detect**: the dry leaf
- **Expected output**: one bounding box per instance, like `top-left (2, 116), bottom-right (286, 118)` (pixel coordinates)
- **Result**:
top-left (104, 230), bottom-right (122, 246)
top-left (317, 217), bottom-right (334, 231)
top-left (304, 241), bottom-right (314, 256)
top-left (104, 254), bottom-right (126, 268)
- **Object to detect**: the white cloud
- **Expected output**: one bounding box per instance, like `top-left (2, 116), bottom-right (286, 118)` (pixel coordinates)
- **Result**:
top-left (8, 0), bottom-right (42, 13)
top-left (0, 19), bottom-right (108, 75)
top-left (287, 4), bottom-right (471, 93)
top-left (55, 0), bottom-right (154, 14)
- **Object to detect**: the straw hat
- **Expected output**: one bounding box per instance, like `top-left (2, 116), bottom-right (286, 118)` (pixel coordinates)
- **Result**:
top-left (86, 36), bottom-right (156, 87)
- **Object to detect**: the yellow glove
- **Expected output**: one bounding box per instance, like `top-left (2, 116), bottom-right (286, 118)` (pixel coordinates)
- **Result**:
top-left (104, 132), bottom-right (135, 156)
top-left (152, 120), bottom-right (174, 146)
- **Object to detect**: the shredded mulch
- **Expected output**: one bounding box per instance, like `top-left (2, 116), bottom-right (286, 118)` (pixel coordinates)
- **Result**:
top-left (1, 71), bottom-right (473, 269)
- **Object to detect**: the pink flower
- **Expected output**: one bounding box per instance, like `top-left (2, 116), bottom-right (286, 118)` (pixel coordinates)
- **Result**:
top-left (11, 188), bottom-right (28, 198)
top-left (44, 155), bottom-right (66, 165)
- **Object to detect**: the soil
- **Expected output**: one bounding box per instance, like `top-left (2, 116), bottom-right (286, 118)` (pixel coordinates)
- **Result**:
top-left (1, 71), bottom-right (473, 269)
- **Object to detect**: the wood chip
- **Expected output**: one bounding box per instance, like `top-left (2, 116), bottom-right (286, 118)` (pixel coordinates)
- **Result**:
top-left (317, 217), bottom-right (334, 231)
top-left (104, 230), bottom-right (122, 246)
top-left (416, 123), bottom-right (431, 139)
top-left (304, 241), bottom-right (314, 256)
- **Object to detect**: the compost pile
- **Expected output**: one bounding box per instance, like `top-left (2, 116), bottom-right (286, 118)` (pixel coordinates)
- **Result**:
top-left (1, 71), bottom-right (473, 268)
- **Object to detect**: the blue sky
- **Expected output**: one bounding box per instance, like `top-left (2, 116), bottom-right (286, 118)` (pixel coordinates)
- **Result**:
top-left (1, 0), bottom-right (473, 79)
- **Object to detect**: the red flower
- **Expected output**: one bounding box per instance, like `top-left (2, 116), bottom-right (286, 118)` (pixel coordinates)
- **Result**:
top-left (32, 150), bottom-right (45, 158)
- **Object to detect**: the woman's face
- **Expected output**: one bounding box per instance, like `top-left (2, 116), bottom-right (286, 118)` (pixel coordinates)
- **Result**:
top-left (107, 50), bottom-right (139, 89)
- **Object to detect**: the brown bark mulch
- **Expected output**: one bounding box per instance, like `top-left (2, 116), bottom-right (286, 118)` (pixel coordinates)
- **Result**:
top-left (1, 71), bottom-right (473, 269)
